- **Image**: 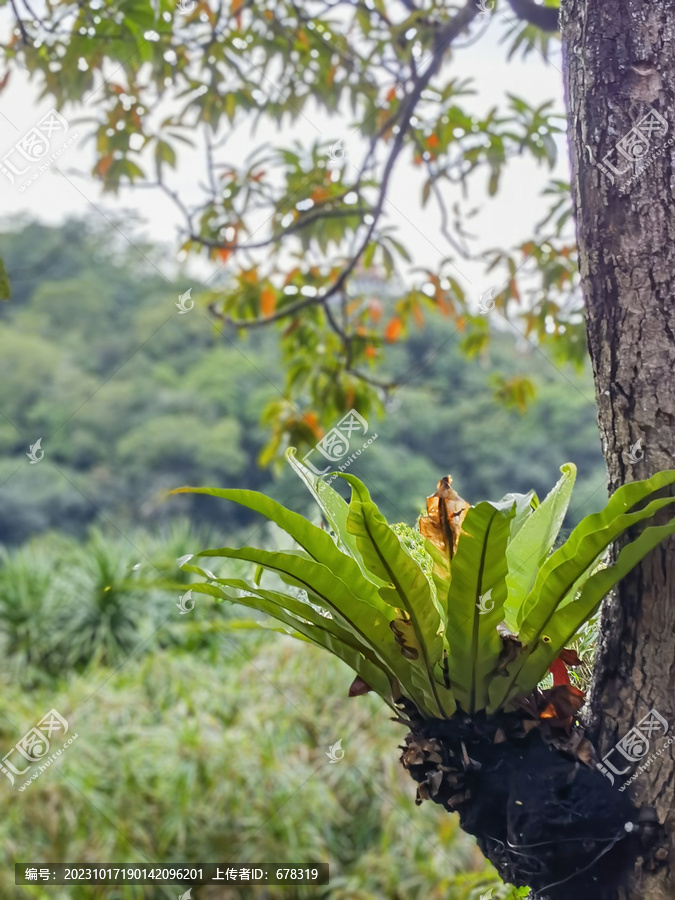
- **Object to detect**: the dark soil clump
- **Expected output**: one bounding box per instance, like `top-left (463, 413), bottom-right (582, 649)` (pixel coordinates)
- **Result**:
top-left (399, 706), bottom-right (641, 900)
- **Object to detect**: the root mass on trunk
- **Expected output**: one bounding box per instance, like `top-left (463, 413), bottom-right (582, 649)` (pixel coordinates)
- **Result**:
top-left (399, 707), bottom-right (644, 900)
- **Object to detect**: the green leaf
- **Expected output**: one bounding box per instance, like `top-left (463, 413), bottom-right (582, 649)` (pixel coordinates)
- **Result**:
top-left (518, 469), bottom-right (675, 632)
top-left (171, 483), bottom-right (378, 592)
top-left (342, 474), bottom-right (454, 718)
top-left (505, 463), bottom-right (575, 630)
top-left (509, 516), bottom-right (675, 696)
top-left (285, 447), bottom-right (374, 578)
top-left (445, 501), bottom-right (515, 713)
top-left (0, 257), bottom-right (9, 300)
top-left (191, 543), bottom-right (436, 713)
top-left (489, 471), bottom-right (675, 710)
top-left (495, 490), bottom-right (537, 539)
top-left (187, 579), bottom-right (394, 703)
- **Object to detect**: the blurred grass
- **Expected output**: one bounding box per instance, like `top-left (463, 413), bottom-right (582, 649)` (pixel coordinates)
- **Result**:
top-left (0, 528), bottom-right (528, 900)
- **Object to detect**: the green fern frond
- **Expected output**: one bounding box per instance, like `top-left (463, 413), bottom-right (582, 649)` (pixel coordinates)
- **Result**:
top-left (172, 453), bottom-right (675, 720)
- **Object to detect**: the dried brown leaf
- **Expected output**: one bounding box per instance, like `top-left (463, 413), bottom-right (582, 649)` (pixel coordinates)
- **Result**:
top-left (418, 475), bottom-right (470, 558)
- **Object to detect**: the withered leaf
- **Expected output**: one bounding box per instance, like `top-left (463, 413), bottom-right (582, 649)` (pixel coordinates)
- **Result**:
top-left (559, 647), bottom-right (582, 666)
top-left (447, 789), bottom-right (471, 808)
top-left (390, 618), bottom-right (419, 660)
top-left (549, 656), bottom-right (572, 686)
top-left (418, 475), bottom-right (470, 558)
top-left (401, 741), bottom-right (425, 766)
top-left (348, 675), bottom-right (372, 697)
top-left (403, 746), bottom-right (426, 767)
top-left (416, 783), bottom-right (430, 805)
top-left (494, 632), bottom-right (523, 675)
top-left (426, 768), bottom-right (443, 797)
top-left (575, 738), bottom-right (596, 766)
top-left (544, 684), bottom-right (586, 719)
top-left (417, 738), bottom-right (442, 754)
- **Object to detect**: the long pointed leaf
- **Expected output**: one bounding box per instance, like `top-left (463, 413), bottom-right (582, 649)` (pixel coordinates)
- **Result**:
top-left (489, 491), bottom-right (675, 711)
top-left (188, 581), bottom-right (394, 703)
top-left (285, 447), bottom-right (373, 575)
top-left (210, 576), bottom-right (381, 661)
top-left (498, 490), bottom-right (537, 539)
top-left (508, 516), bottom-right (675, 701)
top-left (171, 484), bottom-right (378, 592)
top-left (445, 501), bottom-right (515, 713)
top-left (193, 544), bottom-right (437, 715)
top-left (341, 474), bottom-right (454, 718)
top-left (504, 463), bottom-right (576, 630)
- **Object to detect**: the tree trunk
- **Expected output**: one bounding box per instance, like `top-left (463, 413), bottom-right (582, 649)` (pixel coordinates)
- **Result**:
top-left (561, 2), bottom-right (675, 897)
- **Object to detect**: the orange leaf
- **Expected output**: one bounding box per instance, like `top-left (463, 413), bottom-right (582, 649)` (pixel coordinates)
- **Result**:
top-left (95, 155), bottom-right (114, 177)
top-left (385, 317), bottom-right (403, 343)
top-left (310, 186), bottom-right (330, 203)
top-left (548, 657), bottom-right (570, 686)
top-left (218, 247), bottom-right (233, 263)
top-left (426, 134), bottom-right (439, 149)
top-left (345, 386), bottom-right (355, 409)
top-left (368, 299), bottom-right (383, 323)
top-left (386, 86), bottom-right (397, 102)
top-left (260, 288), bottom-right (276, 318)
top-left (365, 345), bottom-right (378, 359)
top-left (303, 412), bottom-right (323, 438)
top-left (436, 296), bottom-right (452, 316)
top-left (413, 303), bottom-right (424, 328)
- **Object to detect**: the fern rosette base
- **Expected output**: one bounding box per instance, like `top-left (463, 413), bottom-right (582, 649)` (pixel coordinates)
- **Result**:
top-left (398, 698), bottom-right (638, 900)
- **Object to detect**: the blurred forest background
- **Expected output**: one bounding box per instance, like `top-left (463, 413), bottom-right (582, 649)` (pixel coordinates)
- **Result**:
top-left (0, 217), bottom-right (603, 898)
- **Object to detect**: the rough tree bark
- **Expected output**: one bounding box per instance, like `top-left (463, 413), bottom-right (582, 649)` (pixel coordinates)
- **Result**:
top-left (561, 2), bottom-right (675, 898)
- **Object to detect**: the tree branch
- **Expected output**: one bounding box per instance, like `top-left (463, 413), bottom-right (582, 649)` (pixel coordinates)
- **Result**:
top-left (10, 0), bottom-right (29, 44)
top-left (189, 207), bottom-right (375, 253)
top-left (208, 2), bottom-right (480, 331)
top-left (505, 0), bottom-right (559, 32)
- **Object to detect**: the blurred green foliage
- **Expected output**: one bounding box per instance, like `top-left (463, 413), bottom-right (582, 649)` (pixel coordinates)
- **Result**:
top-left (0, 0), bottom-right (575, 447)
top-left (0, 218), bottom-right (605, 548)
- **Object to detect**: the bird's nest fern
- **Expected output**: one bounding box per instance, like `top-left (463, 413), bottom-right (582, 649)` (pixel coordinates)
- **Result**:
top-left (172, 455), bottom-right (675, 898)
top-left (173, 451), bottom-right (675, 725)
